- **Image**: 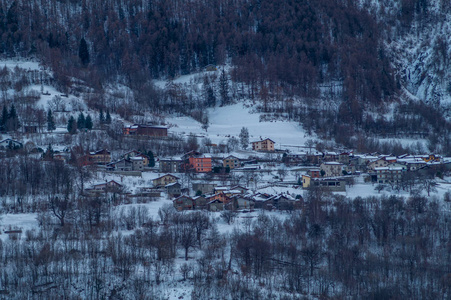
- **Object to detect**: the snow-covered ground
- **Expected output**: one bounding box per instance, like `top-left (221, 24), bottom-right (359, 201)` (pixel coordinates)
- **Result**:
top-left (0, 59), bottom-right (42, 71)
top-left (167, 102), bottom-right (312, 148)
top-left (378, 137), bottom-right (428, 152)
top-left (0, 213), bottom-right (38, 242)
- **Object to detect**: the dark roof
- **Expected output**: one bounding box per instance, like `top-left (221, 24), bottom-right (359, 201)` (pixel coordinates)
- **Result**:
top-left (92, 180), bottom-right (122, 187)
top-left (165, 182), bottom-right (181, 188)
top-left (173, 195), bottom-right (193, 201)
top-left (133, 124), bottom-right (168, 129)
top-left (92, 149), bottom-right (110, 155)
top-left (0, 138), bottom-right (22, 145)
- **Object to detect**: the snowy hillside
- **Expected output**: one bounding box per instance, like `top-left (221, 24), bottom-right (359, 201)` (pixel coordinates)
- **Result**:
top-left (167, 102), bottom-right (312, 147)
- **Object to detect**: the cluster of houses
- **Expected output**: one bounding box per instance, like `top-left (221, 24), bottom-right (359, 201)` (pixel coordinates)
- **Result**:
top-left (173, 184), bottom-right (301, 212)
top-left (78, 148), bottom-right (450, 211)
top-left (3, 131), bottom-right (450, 211)
top-left (106, 150), bottom-right (150, 172)
top-left (300, 152), bottom-right (448, 189)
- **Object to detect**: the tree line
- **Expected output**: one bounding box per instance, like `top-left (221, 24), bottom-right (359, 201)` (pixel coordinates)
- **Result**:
top-left (0, 190), bottom-right (450, 299)
top-left (0, 0), bottom-right (396, 107)
top-left (0, 0), bottom-right (448, 153)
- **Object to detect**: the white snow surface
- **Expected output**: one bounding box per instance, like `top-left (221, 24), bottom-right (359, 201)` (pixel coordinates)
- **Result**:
top-left (0, 213), bottom-right (38, 241)
top-left (167, 103), bottom-right (312, 148)
top-left (0, 59), bottom-right (42, 71)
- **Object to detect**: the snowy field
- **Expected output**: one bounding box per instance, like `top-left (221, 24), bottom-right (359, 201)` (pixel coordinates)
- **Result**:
top-left (0, 213), bottom-right (38, 242)
top-left (167, 102), bottom-right (312, 148)
top-left (0, 59), bottom-right (42, 71)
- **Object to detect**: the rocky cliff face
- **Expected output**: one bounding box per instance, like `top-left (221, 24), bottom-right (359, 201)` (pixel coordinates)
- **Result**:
top-left (371, 0), bottom-right (451, 108)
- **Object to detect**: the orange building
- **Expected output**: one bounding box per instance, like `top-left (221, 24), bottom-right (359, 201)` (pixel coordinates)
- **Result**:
top-left (188, 155), bottom-right (212, 172)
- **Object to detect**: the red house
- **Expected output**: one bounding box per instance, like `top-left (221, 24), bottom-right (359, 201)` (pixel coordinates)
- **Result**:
top-left (188, 156), bottom-right (212, 172)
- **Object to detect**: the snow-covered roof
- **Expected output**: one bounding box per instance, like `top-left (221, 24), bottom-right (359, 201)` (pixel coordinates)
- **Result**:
top-left (159, 157), bottom-right (182, 161)
top-left (89, 149), bottom-right (110, 155)
top-left (223, 155), bottom-right (240, 160)
top-left (128, 124), bottom-right (168, 129)
top-left (153, 174), bottom-right (179, 180)
top-left (311, 176), bottom-right (347, 181)
top-left (224, 189), bottom-right (241, 194)
top-left (355, 155), bottom-right (378, 160)
top-left (130, 156), bottom-right (144, 161)
top-left (375, 167), bottom-right (404, 171)
top-left (397, 158), bottom-right (426, 164)
top-left (0, 138), bottom-right (22, 144)
top-left (325, 151), bottom-right (338, 155)
top-left (90, 180), bottom-right (122, 187)
top-left (288, 151), bottom-right (307, 156)
top-left (215, 187), bottom-right (228, 191)
top-left (251, 138), bottom-right (275, 143)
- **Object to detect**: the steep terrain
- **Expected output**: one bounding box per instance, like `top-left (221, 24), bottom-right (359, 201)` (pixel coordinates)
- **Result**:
top-left (0, 0), bottom-right (450, 150)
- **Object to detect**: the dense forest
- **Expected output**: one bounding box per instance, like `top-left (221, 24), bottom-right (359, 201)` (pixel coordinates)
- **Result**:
top-left (1, 181), bottom-right (451, 299)
top-left (0, 0), bottom-right (449, 152)
top-left (0, 1), bottom-right (392, 121)
top-left (0, 0), bottom-right (394, 99)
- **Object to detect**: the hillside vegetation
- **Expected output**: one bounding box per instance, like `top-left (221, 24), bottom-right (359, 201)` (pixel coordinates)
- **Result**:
top-left (0, 1), bottom-right (450, 151)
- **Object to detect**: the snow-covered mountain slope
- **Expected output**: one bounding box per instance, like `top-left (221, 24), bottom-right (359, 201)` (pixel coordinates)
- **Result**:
top-left (375, 2), bottom-right (451, 108)
top-left (167, 103), bottom-right (312, 148)
top-left (390, 25), bottom-right (451, 107)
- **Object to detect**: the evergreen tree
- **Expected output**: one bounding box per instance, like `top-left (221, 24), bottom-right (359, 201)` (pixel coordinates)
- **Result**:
top-left (77, 112), bottom-right (86, 130)
top-left (99, 109), bottom-right (105, 123)
top-left (239, 127), bottom-right (249, 149)
top-left (47, 109), bottom-right (56, 132)
top-left (43, 143), bottom-right (54, 160)
top-left (85, 114), bottom-right (93, 130)
top-left (207, 86), bottom-right (216, 107)
top-left (6, 1), bottom-right (18, 33)
top-left (7, 103), bottom-right (20, 131)
top-left (0, 106), bottom-right (7, 131)
top-left (203, 76), bottom-right (216, 107)
top-left (105, 110), bottom-right (112, 124)
top-left (8, 103), bottom-right (17, 119)
top-left (67, 116), bottom-right (77, 134)
top-left (78, 37), bottom-right (90, 66)
top-left (147, 151), bottom-right (155, 167)
top-left (218, 68), bottom-right (230, 106)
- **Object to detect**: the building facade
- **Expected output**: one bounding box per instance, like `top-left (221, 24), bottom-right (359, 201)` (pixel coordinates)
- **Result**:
top-left (124, 124), bottom-right (168, 137)
top-left (252, 139), bottom-right (275, 152)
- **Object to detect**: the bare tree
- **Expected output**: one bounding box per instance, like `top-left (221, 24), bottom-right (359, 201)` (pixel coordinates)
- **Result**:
top-left (375, 184), bottom-right (384, 193)
top-left (301, 244), bottom-right (323, 277)
top-left (221, 210), bottom-right (237, 225)
top-left (48, 195), bottom-right (71, 226)
top-left (49, 95), bottom-right (65, 112)
top-left (179, 216), bottom-right (196, 261)
top-left (192, 211), bottom-right (210, 249)
top-left (422, 178), bottom-right (437, 196)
